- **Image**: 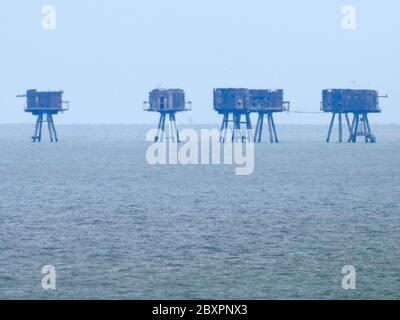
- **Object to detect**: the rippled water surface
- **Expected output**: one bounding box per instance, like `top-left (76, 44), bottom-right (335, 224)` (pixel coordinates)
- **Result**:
top-left (0, 124), bottom-right (400, 299)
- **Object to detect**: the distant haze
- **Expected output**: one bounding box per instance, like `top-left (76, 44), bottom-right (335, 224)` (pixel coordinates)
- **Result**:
top-left (0, 0), bottom-right (398, 124)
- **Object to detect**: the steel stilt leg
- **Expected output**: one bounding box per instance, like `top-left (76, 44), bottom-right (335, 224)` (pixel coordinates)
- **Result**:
top-left (50, 116), bottom-right (58, 142)
top-left (254, 114), bottom-right (261, 143)
top-left (168, 113), bottom-right (175, 143)
top-left (345, 113), bottom-right (352, 142)
top-left (352, 114), bottom-right (360, 143)
top-left (220, 114), bottom-right (228, 143)
top-left (232, 113), bottom-right (241, 142)
top-left (338, 113), bottom-right (343, 143)
top-left (155, 114), bottom-right (163, 142)
top-left (38, 114), bottom-right (43, 142)
top-left (327, 113), bottom-right (336, 143)
top-left (245, 113), bottom-right (253, 142)
top-left (267, 113), bottom-right (273, 143)
top-left (365, 115), bottom-right (374, 143)
top-left (348, 115), bottom-right (356, 143)
top-left (258, 114), bottom-right (264, 143)
top-left (362, 115), bottom-right (368, 143)
top-left (172, 113), bottom-right (180, 143)
top-left (270, 113), bottom-right (279, 143)
top-left (32, 115), bottom-right (41, 142)
top-left (161, 113), bottom-right (166, 142)
top-left (47, 114), bottom-right (54, 143)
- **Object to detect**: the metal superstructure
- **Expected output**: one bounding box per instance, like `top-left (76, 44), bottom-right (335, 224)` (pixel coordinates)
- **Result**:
top-left (321, 89), bottom-right (385, 143)
top-left (144, 89), bottom-right (192, 142)
top-left (17, 90), bottom-right (69, 142)
top-left (214, 88), bottom-right (289, 143)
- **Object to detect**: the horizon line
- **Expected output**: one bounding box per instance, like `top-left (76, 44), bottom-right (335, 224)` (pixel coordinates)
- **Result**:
top-left (1, 123), bottom-right (400, 126)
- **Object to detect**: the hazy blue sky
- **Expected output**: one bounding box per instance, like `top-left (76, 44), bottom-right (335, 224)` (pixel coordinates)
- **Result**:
top-left (0, 0), bottom-right (398, 124)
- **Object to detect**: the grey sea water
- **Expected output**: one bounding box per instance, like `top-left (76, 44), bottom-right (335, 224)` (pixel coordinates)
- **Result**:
top-left (0, 124), bottom-right (400, 300)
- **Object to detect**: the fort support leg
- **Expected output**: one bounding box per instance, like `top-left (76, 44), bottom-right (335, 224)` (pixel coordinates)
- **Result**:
top-left (160, 113), bottom-right (167, 142)
top-left (225, 114), bottom-right (230, 143)
top-left (232, 113), bottom-right (242, 143)
top-left (37, 114), bottom-right (44, 142)
top-left (352, 113), bottom-right (360, 143)
top-left (245, 113), bottom-right (253, 142)
top-left (254, 114), bottom-right (261, 143)
top-left (338, 113), bottom-right (343, 143)
top-left (365, 115), bottom-right (375, 143)
top-left (259, 114), bottom-right (265, 143)
top-left (155, 114), bottom-right (163, 142)
top-left (231, 114), bottom-right (235, 142)
top-left (167, 113), bottom-right (180, 143)
top-left (270, 113), bottom-right (279, 143)
top-left (47, 114), bottom-right (54, 143)
top-left (345, 113), bottom-right (352, 142)
top-left (361, 114), bottom-right (368, 143)
top-left (255, 113), bottom-right (265, 143)
top-left (348, 113), bottom-right (376, 144)
top-left (32, 114), bottom-right (59, 143)
top-left (266, 113), bottom-right (273, 143)
top-left (220, 113), bottom-right (229, 143)
top-left (32, 115), bottom-right (41, 142)
top-left (326, 113), bottom-right (336, 143)
top-left (168, 113), bottom-right (175, 143)
top-left (348, 114), bottom-right (356, 143)
top-left (50, 115), bottom-right (59, 142)
top-left (171, 113), bottom-right (180, 143)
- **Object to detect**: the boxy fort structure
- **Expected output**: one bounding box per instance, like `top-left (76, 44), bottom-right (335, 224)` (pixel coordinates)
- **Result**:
top-left (214, 88), bottom-right (252, 143)
top-left (248, 89), bottom-right (290, 143)
top-left (214, 88), bottom-right (289, 143)
top-left (14, 87), bottom-right (387, 144)
top-left (144, 89), bottom-right (192, 142)
top-left (322, 89), bottom-right (386, 143)
top-left (17, 90), bottom-right (69, 142)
